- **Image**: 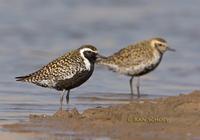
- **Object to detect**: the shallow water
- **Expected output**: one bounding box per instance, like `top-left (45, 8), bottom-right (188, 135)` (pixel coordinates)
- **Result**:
top-left (0, 0), bottom-right (200, 139)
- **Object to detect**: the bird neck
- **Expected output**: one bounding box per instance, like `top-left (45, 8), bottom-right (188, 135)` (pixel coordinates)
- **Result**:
top-left (154, 46), bottom-right (164, 56)
top-left (153, 48), bottom-right (163, 65)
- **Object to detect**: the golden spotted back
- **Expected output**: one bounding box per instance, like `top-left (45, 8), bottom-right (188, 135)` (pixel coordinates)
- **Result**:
top-left (100, 40), bottom-right (154, 67)
top-left (16, 50), bottom-right (85, 86)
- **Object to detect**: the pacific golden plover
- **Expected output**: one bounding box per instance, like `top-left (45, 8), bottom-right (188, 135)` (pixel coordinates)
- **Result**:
top-left (16, 45), bottom-right (105, 109)
top-left (97, 38), bottom-right (175, 97)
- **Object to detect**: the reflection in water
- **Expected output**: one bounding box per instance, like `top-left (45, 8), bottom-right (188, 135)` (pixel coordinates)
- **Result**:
top-left (0, 0), bottom-right (200, 139)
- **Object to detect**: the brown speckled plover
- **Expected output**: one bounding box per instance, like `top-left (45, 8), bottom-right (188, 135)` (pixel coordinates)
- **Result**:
top-left (97, 38), bottom-right (175, 97)
top-left (16, 45), bottom-right (105, 109)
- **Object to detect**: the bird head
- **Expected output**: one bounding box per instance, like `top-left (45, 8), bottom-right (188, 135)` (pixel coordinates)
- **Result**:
top-left (79, 45), bottom-right (106, 63)
top-left (150, 38), bottom-right (175, 54)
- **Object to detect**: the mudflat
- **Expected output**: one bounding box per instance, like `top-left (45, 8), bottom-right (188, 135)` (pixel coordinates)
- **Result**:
top-left (3, 90), bottom-right (200, 140)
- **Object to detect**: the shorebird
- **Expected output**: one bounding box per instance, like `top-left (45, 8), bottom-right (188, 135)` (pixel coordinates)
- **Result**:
top-left (16, 45), bottom-right (104, 109)
top-left (97, 38), bottom-right (175, 97)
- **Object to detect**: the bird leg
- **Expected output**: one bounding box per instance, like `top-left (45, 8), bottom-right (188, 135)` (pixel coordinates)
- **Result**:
top-left (66, 90), bottom-right (70, 104)
top-left (136, 77), bottom-right (140, 98)
top-left (60, 90), bottom-right (65, 110)
top-left (129, 76), bottom-right (134, 95)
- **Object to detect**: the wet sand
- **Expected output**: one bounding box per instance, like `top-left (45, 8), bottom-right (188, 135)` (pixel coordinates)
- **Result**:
top-left (3, 90), bottom-right (200, 140)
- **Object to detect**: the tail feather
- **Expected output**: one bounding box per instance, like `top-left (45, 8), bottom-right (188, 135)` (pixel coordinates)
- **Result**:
top-left (15, 75), bottom-right (31, 82)
top-left (96, 57), bottom-right (109, 64)
top-left (15, 68), bottom-right (42, 82)
top-left (96, 57), bottom-right (116, 68)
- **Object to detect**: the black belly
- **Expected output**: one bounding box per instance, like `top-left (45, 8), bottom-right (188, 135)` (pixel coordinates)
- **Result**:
top-left (54, 69), bottom-right (93, 91)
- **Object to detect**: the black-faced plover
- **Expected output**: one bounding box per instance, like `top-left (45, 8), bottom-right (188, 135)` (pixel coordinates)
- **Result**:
top-left (16, 45), bottom-right (105, 109)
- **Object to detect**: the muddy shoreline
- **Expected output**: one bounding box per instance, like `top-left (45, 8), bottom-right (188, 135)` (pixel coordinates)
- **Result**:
top-left (3, 90), bottom-right (200, 140)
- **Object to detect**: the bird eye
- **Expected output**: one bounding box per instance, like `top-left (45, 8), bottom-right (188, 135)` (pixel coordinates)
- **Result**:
top-left (157, 43), bottom-right (162, 46)
top-left (84, 51), bottom-right (95, 58)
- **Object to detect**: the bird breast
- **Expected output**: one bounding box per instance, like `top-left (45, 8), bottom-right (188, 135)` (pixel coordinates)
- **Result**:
top-left (125, 49), bottom-right (162, 76)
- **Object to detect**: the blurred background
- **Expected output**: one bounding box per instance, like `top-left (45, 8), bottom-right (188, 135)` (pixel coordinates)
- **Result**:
top-left (0, 0), bottom-right (200, 127)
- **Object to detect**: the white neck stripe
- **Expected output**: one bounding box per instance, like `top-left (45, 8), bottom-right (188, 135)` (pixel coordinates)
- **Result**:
top-left (80, 48), bottom-right (97, 53)
top-left (79, 48), bottom-right (97, 70)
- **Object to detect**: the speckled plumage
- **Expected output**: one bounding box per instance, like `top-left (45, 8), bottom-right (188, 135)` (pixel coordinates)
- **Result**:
top-left (97, 37), bottom-right (175, 97)
top-left (16, 45), bottom-right (101, 109)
